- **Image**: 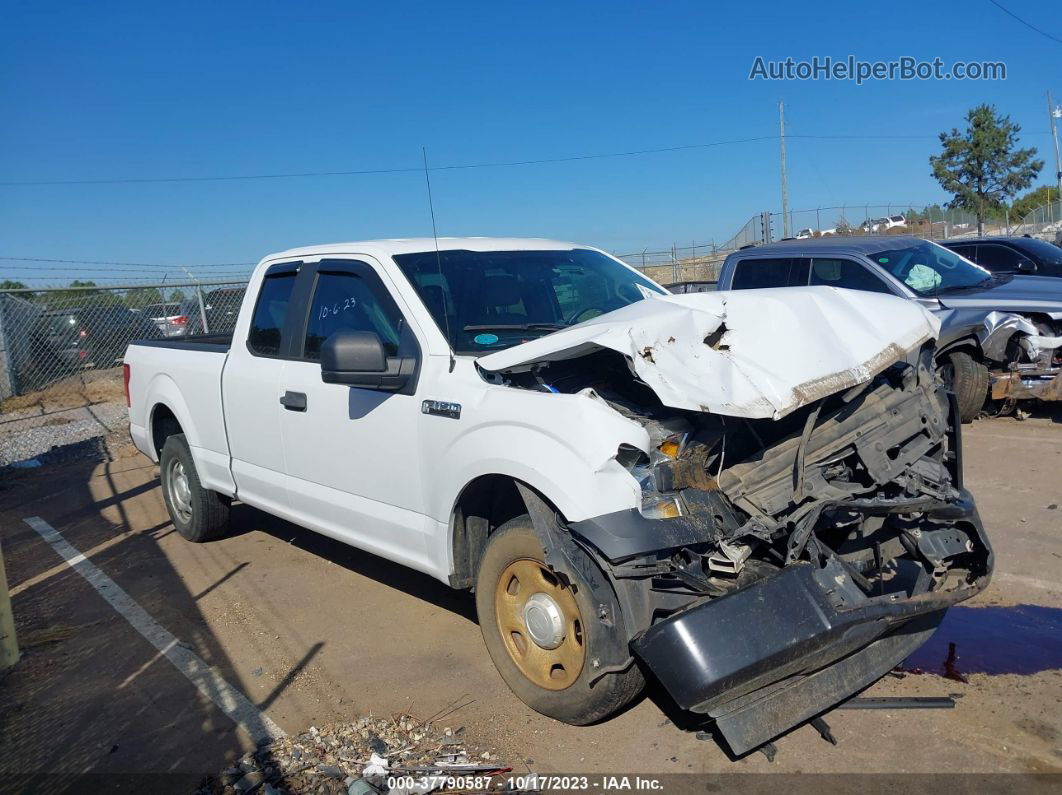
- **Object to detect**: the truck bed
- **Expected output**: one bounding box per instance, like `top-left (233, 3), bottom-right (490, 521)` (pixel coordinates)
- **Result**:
top-left (124, 333), bottom-right (234, 495)
top-left (131, 333), bottom-right (232, 353)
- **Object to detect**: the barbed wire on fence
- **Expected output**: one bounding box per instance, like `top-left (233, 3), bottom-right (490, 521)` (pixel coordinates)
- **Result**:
top-left (1013, 198), bottom-right (1062, 237)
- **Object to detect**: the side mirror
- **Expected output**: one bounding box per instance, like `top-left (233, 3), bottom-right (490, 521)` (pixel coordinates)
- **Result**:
top-left (1016, 259), bottom-right (1036, 273)
top-left (320, 330), bottom-right (417, 392)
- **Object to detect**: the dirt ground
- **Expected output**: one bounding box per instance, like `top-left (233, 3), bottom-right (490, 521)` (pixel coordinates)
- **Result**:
top-left (0, 366), bottom-right (126, 414)
top-left (1, 408), bottom-right (1060, 789)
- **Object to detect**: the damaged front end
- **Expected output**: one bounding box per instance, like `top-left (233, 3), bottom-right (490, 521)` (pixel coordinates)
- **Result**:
top-left (481, 292), bottom-right (992, 755)
top-left (623, 355), bottom-right (990, 754)
top-left (980, 311), bottom-right (1062, 405)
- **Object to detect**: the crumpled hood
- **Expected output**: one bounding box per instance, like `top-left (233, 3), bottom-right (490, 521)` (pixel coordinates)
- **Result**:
top-left (936, 275), bottom-right (1062, 316)
top-left (478, 287), bottom-right (940, 420)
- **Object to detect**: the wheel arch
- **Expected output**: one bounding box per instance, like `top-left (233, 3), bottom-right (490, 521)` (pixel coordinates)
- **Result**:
top-left (150, 402), bottom-right (184, 456)
top-left (936, 333), bottom-right (983, 361)
top-left (448, 474), bottom-right (558, 589)
top-left (141, 373), bottom-right (203, 456)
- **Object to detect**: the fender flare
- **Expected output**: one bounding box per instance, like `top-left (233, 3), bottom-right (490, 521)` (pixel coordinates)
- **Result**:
top-left (515, 483), bottom-right (640, 682)
top-left (144, 374), bottom-right (202, 457)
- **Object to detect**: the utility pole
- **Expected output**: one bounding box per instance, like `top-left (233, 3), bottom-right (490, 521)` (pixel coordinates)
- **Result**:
top-left (779, 100), bottom-right (790, 238)
top-left (1049, 90), bottom-right (1062, 204)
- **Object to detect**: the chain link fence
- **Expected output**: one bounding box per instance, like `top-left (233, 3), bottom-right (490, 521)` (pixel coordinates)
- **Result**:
top-left (614, 243), bottom-right (729, 287)
top-left (770, 204), bottom-right (986, 240)
top-left (0, 280), bottom-right (247, 467)
top-left (615, 200), bottom-right (1062, 292)
top-left (613, 204), bottom-right (985, 289)
top-left (1013, 198), bottom-right (1062, 240)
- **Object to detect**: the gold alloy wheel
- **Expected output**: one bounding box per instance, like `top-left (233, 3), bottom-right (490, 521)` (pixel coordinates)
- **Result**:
top-left (493, 558), bottom-right (586, 690)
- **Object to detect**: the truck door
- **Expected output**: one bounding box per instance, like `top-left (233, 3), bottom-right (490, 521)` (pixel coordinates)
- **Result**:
top-left (276, 257), bottom-right (434, 573)
top-left (222, 261), bottom-right (302, 518)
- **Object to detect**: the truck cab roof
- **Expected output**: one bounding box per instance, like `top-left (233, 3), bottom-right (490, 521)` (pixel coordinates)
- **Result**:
top-left (263, 237), bottom-right (590, 263)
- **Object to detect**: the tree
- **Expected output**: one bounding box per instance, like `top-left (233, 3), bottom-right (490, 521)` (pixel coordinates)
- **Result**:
top-left (124, 286), bottom-right (164, 309)
top-left (1009, 184), bottom-right (1057, 222)
top-left (168, 288), bottom-right (186, 303)
top-left (930, 104), bottom-right (1043, 236)
top-left (0, 279), bottom-right (27, 291)
top-left (50, 280), bottom-right (120, 309)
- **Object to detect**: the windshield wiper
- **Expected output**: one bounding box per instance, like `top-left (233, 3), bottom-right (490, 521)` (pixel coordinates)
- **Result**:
top-left (462, 323), bottom-right (566, 332)
top-left (923, 278), bottom-right (993, 296)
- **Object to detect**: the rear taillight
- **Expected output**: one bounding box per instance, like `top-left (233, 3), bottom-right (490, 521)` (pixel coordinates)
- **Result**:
top-left (123, 364), bottom-right (131, 407)
top-left (171, 315), bottom-right (188, 325)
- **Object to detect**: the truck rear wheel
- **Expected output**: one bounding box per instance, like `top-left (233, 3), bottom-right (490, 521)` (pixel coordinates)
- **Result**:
top-left (475, 516), bottom-right (644, 725)
top-left (941, 351), bottom-right (989, 422)
top-left (159, 433), bottom-right (230, 542)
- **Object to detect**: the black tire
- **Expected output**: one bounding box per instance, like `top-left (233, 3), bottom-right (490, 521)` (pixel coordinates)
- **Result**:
top-left (940, 351), bottom-right (990, 423)
top-left (159, 433), bottom-right (230, 542)
top-left (475, 516), bottom-right (644, 725)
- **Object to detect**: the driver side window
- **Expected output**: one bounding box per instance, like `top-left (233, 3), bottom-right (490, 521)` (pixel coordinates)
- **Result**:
top-left (303, 266), bottom-right (404, 360)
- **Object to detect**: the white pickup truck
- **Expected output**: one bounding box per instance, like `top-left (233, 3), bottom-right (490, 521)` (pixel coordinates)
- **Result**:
top-left (125, 238), bottom-right (992, 755)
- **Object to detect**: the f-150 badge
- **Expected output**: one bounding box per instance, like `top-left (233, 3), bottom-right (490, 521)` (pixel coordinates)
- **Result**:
top-left (422, 400), bottom-right (461, 419)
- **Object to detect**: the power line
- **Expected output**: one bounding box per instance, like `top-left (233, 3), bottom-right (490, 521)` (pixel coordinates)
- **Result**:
top-left (0, 134), bottom-right (949, 188)
top-left (0, 267), bottom-right (252, 275)
top-left (0, 276), bottom-right (247, 282)
top-left (0, 256), bottom-right (254, 268)
top-left (989, 0), bottom-right (1062, 45)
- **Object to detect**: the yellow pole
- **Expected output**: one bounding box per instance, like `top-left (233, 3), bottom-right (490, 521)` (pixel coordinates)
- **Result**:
top-left (0, 538), bottom-right (18, 670)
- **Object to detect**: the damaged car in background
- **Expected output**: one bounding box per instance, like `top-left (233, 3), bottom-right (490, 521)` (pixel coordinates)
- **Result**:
top-left (717, 236), bottom-right (1062, 421)
top-left (126, 240), bottom-right (993, 757)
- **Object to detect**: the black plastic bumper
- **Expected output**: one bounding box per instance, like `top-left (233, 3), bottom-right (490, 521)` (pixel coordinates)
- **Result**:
top-left (631, 512), bottom-right (991, 755)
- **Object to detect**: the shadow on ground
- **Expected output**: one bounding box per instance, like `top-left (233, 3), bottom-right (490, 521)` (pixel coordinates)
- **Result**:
top-left (226, 502), bottom-right (477, 624)
top-left (0, 443), bottom-right (323, 792)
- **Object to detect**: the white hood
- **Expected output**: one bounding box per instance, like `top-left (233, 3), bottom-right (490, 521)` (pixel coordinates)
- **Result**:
top-left (477, 287), bottom-right (941, 420)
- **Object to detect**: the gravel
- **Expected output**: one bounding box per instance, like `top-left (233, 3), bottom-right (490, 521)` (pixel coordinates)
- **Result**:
top-left (198, 714), bottom-right (506, 795)
top-left (0, 400), bottom-right (128, 467)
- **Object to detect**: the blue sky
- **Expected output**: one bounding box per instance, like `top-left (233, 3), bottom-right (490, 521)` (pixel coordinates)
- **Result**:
top-left (1, 0), bottom-right (1060, 283)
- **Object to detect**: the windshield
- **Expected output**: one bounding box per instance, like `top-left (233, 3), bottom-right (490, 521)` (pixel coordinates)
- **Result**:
top-left (393, 248), bottom-right (667, 354)
top-left (1016, 238), bottom-right (1062, 266)
top-left (869, 241), bottom-right (992, 296)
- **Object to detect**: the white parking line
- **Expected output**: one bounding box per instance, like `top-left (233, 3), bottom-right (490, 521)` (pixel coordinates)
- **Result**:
top-left (22, 516), bottom-right (285, 745)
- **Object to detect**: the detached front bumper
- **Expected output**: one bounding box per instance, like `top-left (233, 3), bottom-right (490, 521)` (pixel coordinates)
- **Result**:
top-left (631, 505), bottom-right (992, 756)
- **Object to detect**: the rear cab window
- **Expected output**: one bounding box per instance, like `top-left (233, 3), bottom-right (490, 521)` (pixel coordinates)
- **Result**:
top-left (247, 263), bottom-right (299, 356)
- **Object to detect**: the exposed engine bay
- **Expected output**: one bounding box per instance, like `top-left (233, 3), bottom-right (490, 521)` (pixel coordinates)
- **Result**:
top-left (492, 343), bottom-right (992, 754)
top-left (501, 346), bottom-right (989, 608)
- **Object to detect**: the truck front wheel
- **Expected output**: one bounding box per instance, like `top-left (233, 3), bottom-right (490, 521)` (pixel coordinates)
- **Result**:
top-left (475, 516), bottom-right (644, 724)
top-left (159, 433), bottom-right (230, 542)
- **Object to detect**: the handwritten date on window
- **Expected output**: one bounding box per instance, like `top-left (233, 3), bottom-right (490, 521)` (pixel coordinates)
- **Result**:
top-left (319, 298), bottom-right (358, 319)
